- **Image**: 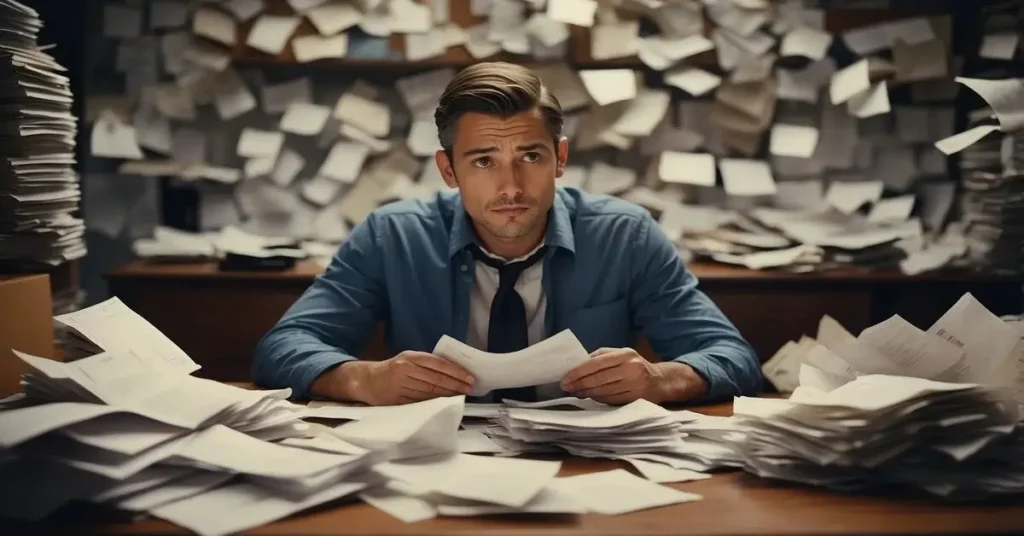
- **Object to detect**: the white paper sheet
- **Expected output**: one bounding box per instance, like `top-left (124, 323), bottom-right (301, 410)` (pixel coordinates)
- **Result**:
top-left (432, 330), bottom-right (590, 397)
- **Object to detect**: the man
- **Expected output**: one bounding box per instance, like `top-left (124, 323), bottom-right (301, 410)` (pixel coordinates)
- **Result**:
top-left (252, 62), bottom-right (761, 406)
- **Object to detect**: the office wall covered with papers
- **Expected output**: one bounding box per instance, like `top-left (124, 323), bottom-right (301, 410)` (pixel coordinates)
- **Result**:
top-left (76, 0), bottom-right (1022, 303)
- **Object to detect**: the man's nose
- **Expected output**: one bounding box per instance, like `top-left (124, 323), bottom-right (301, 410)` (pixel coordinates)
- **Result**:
top-left (495, 162), bottom-right (524, 198)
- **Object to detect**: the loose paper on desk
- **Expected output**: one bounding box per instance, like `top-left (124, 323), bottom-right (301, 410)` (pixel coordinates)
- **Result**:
top-left (432, 330), bottom-right (590, 397)
top-left (557, 469), bottom-right (702, 515)
top-left (665, 67), bottom-right (722, 97)
top-left (547, 0), bottom-right (597, 27)
top-left (825, 180), bottom-right (883, 215)
top-left (333, 396), bottom-right (463, 461)
top-left (280, 103), bottom-right (330, 136)
top-left (247, 15), bottom-right (301, 54)
top-left (53, 297), bottom-right (200, 374)
top-left (376, 453), bottom-right (562, 508)
top-left (579, 69), bottom-right (636, 106)
top-left (237, 128), bottom-right (284, 160)
top-left (929, 293), bottom-right (1021, 384)
top-left (781, 26), bottom-right (832, 60)
top-left (770, 124), bottom-right (819, 158)
top-left (935, 77), bottom-right (1024, 155)
top-left (319, 142), bottom-right (370, 183)
top-left (305, 1), bottom-right (361, 35)
top-left (193, 8), bottom-right (236, 45)
top-left (719, 159), bottom-right (777, 197)
top-left (292, 34), bottom-right (348, 62)
top-left (830, 59), bottom-right (870, 105)
top-left (658, 152), bottom-right (716, 187)
top-left (980, 32), bottom-right (1019, 60)
top-left (847, 81), bottom-right (891, 119)
top-left (867, 195), bottom-right (915, 224)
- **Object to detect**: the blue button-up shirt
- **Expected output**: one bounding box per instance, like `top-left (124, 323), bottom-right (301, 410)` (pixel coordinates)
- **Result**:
top-left (252, 186), bottom-right (762, 402)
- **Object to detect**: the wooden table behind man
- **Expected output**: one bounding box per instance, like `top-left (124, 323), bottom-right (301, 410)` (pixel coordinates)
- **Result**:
top-left (21, 399), bottom-right (1024, 536)
top-left (105, 260), bottom-right (1023, 382)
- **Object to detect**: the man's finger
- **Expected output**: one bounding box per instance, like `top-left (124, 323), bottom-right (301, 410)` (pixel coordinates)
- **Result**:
top-left (590, 347), bottom-right (619, 357)
top-left (401, 376), bottom-right (462, 398)
top-left (575, 380), bottom-right (630, 401)
top-left (592, 389), bottom-right (641, 406)
top-left (562, 352), bottom-right (628, 388)
top-left (408, 366), bottom-right (473, 395)
top-left (412, 354), bottom-right (476, 386)
top-left (571, 367), bottom-right (623, 391)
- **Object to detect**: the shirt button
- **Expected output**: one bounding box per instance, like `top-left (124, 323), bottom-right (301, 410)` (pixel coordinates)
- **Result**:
top-left (461, 265), bottom-right (468, 272)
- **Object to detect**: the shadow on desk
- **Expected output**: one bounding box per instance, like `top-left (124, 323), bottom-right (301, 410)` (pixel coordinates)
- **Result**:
top-left (105, 260), bottom-right (1023, 383)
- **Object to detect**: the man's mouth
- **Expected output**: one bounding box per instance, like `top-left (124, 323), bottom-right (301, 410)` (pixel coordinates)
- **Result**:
top-left (493, 206), bottom-right (530, 215)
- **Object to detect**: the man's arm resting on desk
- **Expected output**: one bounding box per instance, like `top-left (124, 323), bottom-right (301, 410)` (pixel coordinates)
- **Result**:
top-left (251, 215), bottom-right (387, 399)
top-left (630, 214), bottom-right (762, 403)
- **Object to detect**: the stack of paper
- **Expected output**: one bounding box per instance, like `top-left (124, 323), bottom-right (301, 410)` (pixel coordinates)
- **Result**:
top-left (760, 293), bottom-right (1024, 413)
top-left (0, 0), bottom-right (85, 267)
top-left (487, 398), bottom-right (683, 458)
top-left (2, 297), bottom-right (710, 532)
top-left (682, 206), bottom-right (946, 273)
top-left (52, 296), bottom-right (199, 366)
top-left (957, 128), bottom-right (1024, 274)
top-left (732, 375), bottom-right (1024, 499)
top-left (326, 396), bottom-right (701, 521)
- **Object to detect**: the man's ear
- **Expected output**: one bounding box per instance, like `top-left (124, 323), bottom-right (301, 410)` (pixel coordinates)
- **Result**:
top-left (555, 136), bottom-right (569, 178)
top-left (434, 149), bottom-right (458, 188)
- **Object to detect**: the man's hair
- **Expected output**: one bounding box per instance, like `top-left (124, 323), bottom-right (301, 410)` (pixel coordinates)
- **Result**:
top-left (434, 62), bottom-right (564, 157)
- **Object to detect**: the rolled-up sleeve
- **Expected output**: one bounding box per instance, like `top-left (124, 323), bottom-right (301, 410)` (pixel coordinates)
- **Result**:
top-left (629, 214), bottom-right (761, 402)
top-left (251, 213), bottom-right (388, 398)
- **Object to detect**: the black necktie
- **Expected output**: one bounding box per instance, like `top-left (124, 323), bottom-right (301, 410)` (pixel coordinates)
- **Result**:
top-left (470, 245), bottom-right (547, 402)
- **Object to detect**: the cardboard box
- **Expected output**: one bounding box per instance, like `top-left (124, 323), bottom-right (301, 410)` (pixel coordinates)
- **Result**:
top-left (0, 274), bottom-right (54, 397)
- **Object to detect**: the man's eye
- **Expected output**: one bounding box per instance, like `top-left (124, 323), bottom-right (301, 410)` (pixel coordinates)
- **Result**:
top-left (522, 152), bottom-right (540, 163)
top-left (472, 157), bottom-right (491, 168)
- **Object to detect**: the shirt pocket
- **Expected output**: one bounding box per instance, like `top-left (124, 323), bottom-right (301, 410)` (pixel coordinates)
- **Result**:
top-left (565, 298), bottom-right (632, 352)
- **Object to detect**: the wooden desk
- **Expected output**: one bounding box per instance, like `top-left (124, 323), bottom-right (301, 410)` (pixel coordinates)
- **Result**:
top-left (105, 261), bottom-right (1023, 382)
top-left (28, 399), bottom-right (1024, 536)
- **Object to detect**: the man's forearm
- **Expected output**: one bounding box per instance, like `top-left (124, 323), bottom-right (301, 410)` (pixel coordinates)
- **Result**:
top-left (309, 361), bottom-right (373, 403)
top-left (650, 361), bottom-right (709, 403)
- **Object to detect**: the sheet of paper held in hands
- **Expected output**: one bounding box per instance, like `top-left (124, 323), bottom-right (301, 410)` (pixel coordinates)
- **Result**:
top-left (432, 329), bottom-right (590, 397)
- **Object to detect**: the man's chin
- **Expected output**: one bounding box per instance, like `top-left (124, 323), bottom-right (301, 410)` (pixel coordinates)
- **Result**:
top-left (484, 221), bottom-right (532, 240)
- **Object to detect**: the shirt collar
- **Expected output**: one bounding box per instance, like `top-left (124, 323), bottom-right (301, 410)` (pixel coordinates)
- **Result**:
top-left (448, 191), bottom-right (576, 259)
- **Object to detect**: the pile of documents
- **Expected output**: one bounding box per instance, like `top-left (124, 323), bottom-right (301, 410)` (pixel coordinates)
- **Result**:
top-left (732, 375), bottom-right (1024, 499)
top-left (748, 293), bottom-right (1024, 499)
top-left (130, 225), bottom-right (344, 267)
top-left (2, 298), bottom-right (709, 533)
top-left (0, 0), bottom-right (86, 267)
top-left (761, 292), bottom-right (1024, 407)
top-left (958, 130), bottom-right (1024, 275)
top-left (487, 398), bottom-right (684, 458)
top-left (677, 205), bottom-right (962, 274)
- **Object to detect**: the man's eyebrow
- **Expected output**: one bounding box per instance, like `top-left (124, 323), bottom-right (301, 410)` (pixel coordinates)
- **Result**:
top-left (516, 143), bottom-right (550, 152)
top-left (460, 146), bottom-right (497, 157)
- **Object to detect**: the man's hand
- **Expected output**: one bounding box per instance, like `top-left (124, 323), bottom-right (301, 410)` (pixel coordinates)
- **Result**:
top-left (560, 348), bottom-right (708, 405)
top-left (313, 351), bottom-right (475, 406)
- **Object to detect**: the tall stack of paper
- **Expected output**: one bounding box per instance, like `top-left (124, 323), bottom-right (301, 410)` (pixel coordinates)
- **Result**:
top-left (0, 0), bottom-right (85, 267)
top-left (959, 129), bottom-right (1024, 274)
top-left (732, 375), bottom-right (1024, 499)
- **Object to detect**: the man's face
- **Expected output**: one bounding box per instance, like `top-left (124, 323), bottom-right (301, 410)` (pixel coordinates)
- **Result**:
top-left (435, 109), bottom-right (569, 245)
